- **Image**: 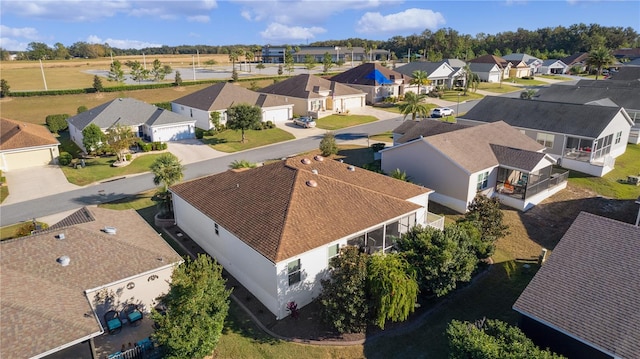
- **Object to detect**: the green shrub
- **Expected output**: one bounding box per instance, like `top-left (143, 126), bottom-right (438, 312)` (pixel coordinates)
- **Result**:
top-left (371, 143), bottom-right (386, 152)
top-left (77, 106), bottom-right (88, 114)
top-left (265, 121), bottom-right (275, 129)
top-left (141, 143), bottom-right (152, 152)
top-left (195, 128), bottom-right (205, 139)
top-left (153, 102), bottom-right (172, 110)
top-left (58, 152), bottom-right (73, 166)
top-left (125, 153), bottom-right (132, 161)
top-left (45, 114), bottom-right (70, 133)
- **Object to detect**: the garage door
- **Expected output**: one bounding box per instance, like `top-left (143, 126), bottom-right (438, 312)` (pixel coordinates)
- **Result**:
top-left (2, 149), bottom-right (53, 171)
top-left (341, 97), bottom-right (364, 111)
top-left (263, 108), bottom-right (291, 123)
top-left (153, 126), bottom-right (195, 142)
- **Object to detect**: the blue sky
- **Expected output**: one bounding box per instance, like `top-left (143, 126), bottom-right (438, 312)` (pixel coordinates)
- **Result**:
top-left (1, 0), bottom-right (639, 51)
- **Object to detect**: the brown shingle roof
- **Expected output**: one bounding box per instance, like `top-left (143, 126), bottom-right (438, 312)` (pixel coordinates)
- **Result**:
top-left (469, 54), bottom-right (508, 68)
top-left (0, 207), bottom-right (183, 359)
top-left (0, 118), bottom-right (59, 151)
top-left (513, 212), bottom-right (640, 359)
top-left (170, 156), bottom-right (432, 262)
top-left (258, 74), bottom-right (364, 99)
top-left (330, 63), bottom-right (411, 85)
top-left (423, 121), bottom-right (544, 173)
top-left (171, 82), bottom-right (291, 110)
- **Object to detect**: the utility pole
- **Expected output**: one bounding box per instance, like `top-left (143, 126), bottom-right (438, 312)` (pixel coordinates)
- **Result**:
top-left (39, 59), bottom-right (48, 91)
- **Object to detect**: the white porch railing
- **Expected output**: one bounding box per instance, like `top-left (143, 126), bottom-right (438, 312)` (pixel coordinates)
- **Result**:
top-left (426, 212), bottom-right (445, 231)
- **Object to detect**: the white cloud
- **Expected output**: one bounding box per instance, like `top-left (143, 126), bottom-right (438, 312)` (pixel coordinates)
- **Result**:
top-left (237, 0), bottom-right (398, 25)
top-left (188, 15), bottom-right (210, 23)
top-left (1, 1), bottom-right (217, 22)
top-left (0, 25), bottom-right (41, 40)
top-left (0, 38), bottom-right (29, 51)
top-left (356, 8), bottom-right (445, 34)
top-left (87, 35), bottom-right (162, 50)
top-left (260, 23), bottom-right (326, 42)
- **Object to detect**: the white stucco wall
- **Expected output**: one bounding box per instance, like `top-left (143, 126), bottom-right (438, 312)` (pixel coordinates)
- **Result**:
top-left (171, 103), bottom-right (211, 129)
top-left (381, 140), bottom-right (473, 213)
top-left (171, 193), bottom-right (281, 318)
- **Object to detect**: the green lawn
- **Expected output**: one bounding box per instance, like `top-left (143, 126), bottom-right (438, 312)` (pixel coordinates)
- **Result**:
top-left (568, 144), bottom-right (640, 199)
top-left (0, 221), bottom-right (49, 241)
top-left (203, 128), bottom-right (295, 152)
top-left (507, 77), bottom-right (548, 86)
top-left (60, 153), bottom-right (164, 186)
top-left (477, 82), bottom-right (521, 93)
top-left (315, 114), bottom-right (378, 130)
top-left (440, 90), bottom-right (484, 102)
top-left (538, 74), bottom-right (573, 81)
top-left (369, 131), bottom-right (393, 143)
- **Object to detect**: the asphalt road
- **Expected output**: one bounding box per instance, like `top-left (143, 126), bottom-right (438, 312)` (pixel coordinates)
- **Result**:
top-left (0, 117), bottom-right (406, 226)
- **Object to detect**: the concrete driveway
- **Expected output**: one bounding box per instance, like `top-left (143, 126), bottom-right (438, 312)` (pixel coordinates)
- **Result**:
top-left (2, 165), bottom-right (80, 205)
top-left (167, 139), bottom-right (226, 164)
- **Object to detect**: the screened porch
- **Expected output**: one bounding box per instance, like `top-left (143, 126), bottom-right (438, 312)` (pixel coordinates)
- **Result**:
top-left (496, 166), bottom-right (569, 201)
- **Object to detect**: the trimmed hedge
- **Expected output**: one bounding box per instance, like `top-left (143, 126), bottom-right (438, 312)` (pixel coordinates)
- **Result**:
top-left (45, 114), bottom-right (70, 133)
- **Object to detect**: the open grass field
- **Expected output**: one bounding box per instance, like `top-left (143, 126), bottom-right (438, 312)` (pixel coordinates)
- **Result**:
top-left (203, 128), bottom-right (295, 152)
top-left (316, 114), bottom-right (378, 130)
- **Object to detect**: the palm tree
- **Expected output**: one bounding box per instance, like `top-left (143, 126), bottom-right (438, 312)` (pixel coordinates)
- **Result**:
top-left (398, 92), bottom-right (430, 121)
top-left (586, 47), bottom-right (615, 80)
top-left (150, 153), bottom-right (185, 215)
top-left (410, 70), bottom-right (429, 95)
top-left (462, 64), bottom-right (479, 95)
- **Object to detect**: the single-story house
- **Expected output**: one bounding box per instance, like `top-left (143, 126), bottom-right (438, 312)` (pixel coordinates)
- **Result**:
top-left (381, 120), bottom-right (567, 213)
top-left (443, 58), bottom-right (468, 88)
top-left (534, 80), bottom-right (640, 143)
top-left (257, 74), bottom-right (366, 118)
top-left (0, 118), bottom-right (60, 171)
top-left (468, 62), bottom-right (502, 83)
top-left (67, 98), bottom-right (196, 153)
top-left (613, 47), bottom-right (640, 61)
top-left (562, 52), bottom-right (589, 73)
top-left (171, 82), bottom-right (295, 130)
top-left (502, 53), bottom-right (543, 76)
top-left (513, 211), bottom-right (640, 359)
top-left (330, 63), bottom-right (411, 104)
top-left (538, 59), bottom-right (568, 75)
top-left (458, 96), bottom-right (634, 176)
top-left (394, 61), bottom-right (456, 91)
top-left (469, 54), bottom-right (511, 81)
top-left (170, 155), bottom-right (444, 319)
top-left (505, 59), bottom-right (531, 78)
top-left (0, 206), bottom-right (183, 359)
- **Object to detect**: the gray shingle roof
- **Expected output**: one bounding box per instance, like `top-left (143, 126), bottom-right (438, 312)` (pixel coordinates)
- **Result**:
top-left (394, 61), bottom-right (451, 77)
top-left (171, 82), bottom-right (291, 110)
top-left (395, 120), bottom-right (469, 144)
top-left (419, 121), bottom-right (545, 173)
top-left (257, 74), bottom-right (364, 99)
top-left (0, 207), bottom-right (183, 359)
top-left (561, 52), bottom-right (588, 66)
top-left (534, 82), bottom-right (640, 111)
top-left (170, 156), bottom-right (431, 263)
top-left (502, 53), bottom-right (541, 64)
top-left (608, 67), bottom-right (640, 81)
top-left (67, 97), bottom-right (194, 130)
top-left (513, 212), bottom-right (640, 359)
top-left (461, 96), bottom-right (625, 138)
top-left (489, 144), bottom-right (546, 171)
top-left (468, 62), bottom-right (499, 73)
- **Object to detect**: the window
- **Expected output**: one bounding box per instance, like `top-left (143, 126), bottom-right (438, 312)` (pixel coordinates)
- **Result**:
top-left (214, 223), bottom-right (219, 235)
top-left (536, 132), bottom-right (554, 148)
top-left (615, 131), bottom-right (622, 144)
top-left (328, 244), bottom-right (339, 264)
top-left (477, 171), bottom-right (489, 191)
top-left (287, 259), bottom-right (301, 286)
top-left (399, 213), bottom-right (416, 233)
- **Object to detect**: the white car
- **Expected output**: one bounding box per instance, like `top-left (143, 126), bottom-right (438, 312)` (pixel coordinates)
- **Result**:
top-left (431, 107), bottom-right (454, 118)
top-left (292, 116), bottom-right (316, 128)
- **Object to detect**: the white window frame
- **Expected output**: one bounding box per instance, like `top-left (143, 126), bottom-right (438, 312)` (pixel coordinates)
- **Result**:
top-left (615, 131), bottom-right (622, 144)
top-left (328, 243), bottom-right (339, 265)
top-left (536, 132), bottom-right (554, 148)
top-left (287, 259), bottom-right (301, 286)
top-left (477, 171), bottom-right (489, 191)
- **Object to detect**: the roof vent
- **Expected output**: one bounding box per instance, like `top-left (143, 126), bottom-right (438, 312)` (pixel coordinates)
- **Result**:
top-left (56, 233), bottom-right (65, 240)
top-left (306, 180), bottom-right (318, 187)
top-left (103, 226), bottom-right (117, 235)
top-left (314, 155), bottom-right (324, 162)
top-left (347, 165), bottom-right (355, 172)
top-left (339, 159), bottom-right (344, 163)
top-left (311, 169), bottom-right (318, 175)
top-left (57, 256), bottom-right (70, 266)
top-left (301, 158), bottom-right (311, 165)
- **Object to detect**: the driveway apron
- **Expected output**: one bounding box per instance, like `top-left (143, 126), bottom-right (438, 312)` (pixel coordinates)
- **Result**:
top-left (2, 165), bottom-right (80, 205)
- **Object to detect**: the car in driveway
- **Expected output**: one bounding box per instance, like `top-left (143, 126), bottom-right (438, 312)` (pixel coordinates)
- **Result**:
top-left (292, 116), bottom-right (316, 128)
top-left (431, 107), bottom-right (455, 118)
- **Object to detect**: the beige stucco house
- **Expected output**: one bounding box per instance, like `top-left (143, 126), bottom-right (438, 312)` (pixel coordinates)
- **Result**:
top-left (0, 118), bottom-right (60, 171)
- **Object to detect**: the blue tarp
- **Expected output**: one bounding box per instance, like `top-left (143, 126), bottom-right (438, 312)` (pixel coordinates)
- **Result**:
top-left (364, 69), bottom-right (393, 84)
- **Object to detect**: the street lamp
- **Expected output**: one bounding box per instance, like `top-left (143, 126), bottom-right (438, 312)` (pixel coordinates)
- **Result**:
top-left (335, 46), bottom-right (341, 65)
top-left (457, 93), bottom-right (461, 115)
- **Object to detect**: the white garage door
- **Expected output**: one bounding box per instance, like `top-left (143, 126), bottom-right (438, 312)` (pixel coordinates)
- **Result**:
top-left (3, 149), bottom-right (53, 171)
top-left (263, 108), bottom-right (291, 123)
top-left (341, 97), bottom-right (364, 110)
top-left (153, 126), bottom-right (195, 142)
